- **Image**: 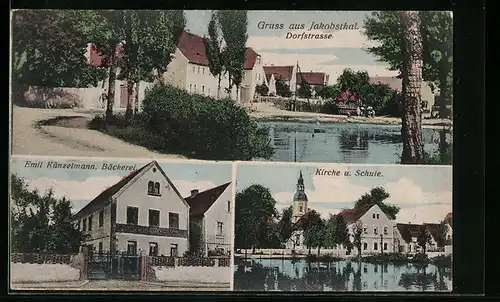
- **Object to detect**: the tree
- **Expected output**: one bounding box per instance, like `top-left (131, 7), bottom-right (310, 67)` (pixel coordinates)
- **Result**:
top-left (399, 11), bottom-right (425, 164)
top-left (234, 185), bottom-right (278, 252)
top-left (297, 82), bottom-right (312, 99)
top-left (364, 11), bottom-right (453, 118)
top-left (316, 84), bottom-right (341, 100)
top-left (50, 197), bottom-right (86, 254)
top-left (417, 227), bottom-right (431, 254)
top-left (276, 206), bottom-right (293, 245)
top-left (354, 187), bottom-right (400, 220)
top-left (275, 79), bottom-right (292, 97)
top-left (359, 82), bottom-right (398, 114)
top-left (434, 221), bottom-right (449, 248)
top-left (11, 10), bottom-right (107, 101)
top-left (204, 12), bottom-right (225, 98)
top-left (301, 210), bottom-right (323, 254)
top-left (332, 215), bottom-right (352, 251)
top-left (255, 83), bottom-right (269, 96)
top-left (336, 69), bottom-right (370, 99)
top-left (352, 221), bottom-right (364, 258)
top-left (217, 10), bottom-right (249, 100)
top-left (189, 220), bottom-right (204, 256)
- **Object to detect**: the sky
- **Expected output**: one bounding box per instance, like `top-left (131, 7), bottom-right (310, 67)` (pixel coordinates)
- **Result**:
top-left (10, 156), bottom-right (232, 214)
top-left (236, 163), bottom-right (452, 224)
top-left (184, 10), bottom-right (400, 83)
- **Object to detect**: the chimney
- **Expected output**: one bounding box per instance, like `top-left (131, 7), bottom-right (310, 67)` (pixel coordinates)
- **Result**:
top-left (191, 189), bottom-right (199, 197)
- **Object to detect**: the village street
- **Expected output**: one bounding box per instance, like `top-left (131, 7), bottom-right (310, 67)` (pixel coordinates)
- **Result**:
top-left (12, 280), bottom-right (230, 291)
top-left (11, 106), bottom-right (184, 159)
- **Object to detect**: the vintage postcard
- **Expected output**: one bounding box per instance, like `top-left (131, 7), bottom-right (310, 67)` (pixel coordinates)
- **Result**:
top-left (10, 10), bottom-right (452, 165)
top-left (9, 156), bottom-right (234, 291)
top-left (233, 162), bottom-right (452, 292)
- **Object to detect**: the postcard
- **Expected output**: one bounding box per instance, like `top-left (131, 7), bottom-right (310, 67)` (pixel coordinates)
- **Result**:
top-left (10, 10), bottom-right (452, 165)
top-left (9, 156), bottom-right (234, 291)
top-left (233, 162), bottom-right (452, 292)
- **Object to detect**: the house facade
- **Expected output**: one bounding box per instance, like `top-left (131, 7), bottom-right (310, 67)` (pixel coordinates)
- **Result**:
top-left (185, 182), bottom-right (232, 256)
top-left (296, 72), bottom-right (329, 97)
top-left (263, 65), bottom-right (297, 96)
top-left (72, 161), bottom-right (190, 257)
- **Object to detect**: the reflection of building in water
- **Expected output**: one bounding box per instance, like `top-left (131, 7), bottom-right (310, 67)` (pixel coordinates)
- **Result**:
top-left (338, 129), bottom-right (369, 151)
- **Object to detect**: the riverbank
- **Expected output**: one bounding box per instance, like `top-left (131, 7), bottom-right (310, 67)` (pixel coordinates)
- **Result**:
top-left (249, 102), bottom-right (452, 129)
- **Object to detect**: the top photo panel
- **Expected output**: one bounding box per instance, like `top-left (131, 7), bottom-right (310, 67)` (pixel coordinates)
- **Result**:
top-left (10, 10), bottom-right (452, 165)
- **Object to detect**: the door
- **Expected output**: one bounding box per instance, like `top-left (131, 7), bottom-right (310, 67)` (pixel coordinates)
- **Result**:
top-left (170, 244), bottom-right (178, 257)
top-left (120, 84), bottom-right (128, 108)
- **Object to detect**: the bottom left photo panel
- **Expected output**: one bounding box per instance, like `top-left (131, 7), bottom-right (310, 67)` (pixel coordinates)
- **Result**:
top-left (9, 156), bottom-right (234, 291)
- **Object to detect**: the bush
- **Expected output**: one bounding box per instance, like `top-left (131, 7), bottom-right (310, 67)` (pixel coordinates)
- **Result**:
top-left (362, 252), bottom-right (409, 264)
top-left (431, 254), bottom-right (451, 267)
top-left (140, 85), bottom-right (274, 160)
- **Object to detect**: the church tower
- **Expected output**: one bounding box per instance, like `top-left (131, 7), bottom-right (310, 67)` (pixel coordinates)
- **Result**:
top-left (292, 171), bottom-right (308, 224)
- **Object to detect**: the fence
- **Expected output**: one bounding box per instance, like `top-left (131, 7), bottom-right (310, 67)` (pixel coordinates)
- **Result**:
top-left (237, 248), bottom-right (348, 257)
top-left (149, 256), bottom-right (230, 268)
top-left (11, 252), bottom-right (73, 265)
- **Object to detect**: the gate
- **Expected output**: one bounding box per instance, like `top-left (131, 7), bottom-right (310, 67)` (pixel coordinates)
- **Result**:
top-left (87, 251), bottom-right (141, 280)
top-left (87, 252), bottom-right (112, 280)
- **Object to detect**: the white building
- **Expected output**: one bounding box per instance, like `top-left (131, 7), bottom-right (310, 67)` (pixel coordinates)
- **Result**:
top-left (184, 182), bottom-right (232, 256)
top-left (85, 30), bottom-right (262, 110)
top-left (72, 161), bottom-right (190, 257)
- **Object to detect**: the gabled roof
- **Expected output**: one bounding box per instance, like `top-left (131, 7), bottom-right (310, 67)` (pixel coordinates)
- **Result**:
top-left (337, 204), bottom-right (373, 224)
top-left (423, 223), bottom-right (441, 242)
top-left (184, 182), bottom-right (231, 217)
top-left (72, 163), bottom-right (149, 220)
top-left (396, 223), bottom-right (425, 243)
top-left (369, 76), bottom-right (402, 92)
top-left (89, 43), bottom-right (125, 68)
top-left (243, 48), bottom-right (260, 70)
top-left (444, 212), bottom-right (452, 226)
top-left (263, 66), bottom-right (294, 82)
top-left (297, 72), bottom-right (326, 86)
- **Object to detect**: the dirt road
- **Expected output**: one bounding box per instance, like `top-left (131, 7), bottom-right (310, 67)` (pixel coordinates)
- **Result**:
top-left (11, 106), bottom-right (183, 159)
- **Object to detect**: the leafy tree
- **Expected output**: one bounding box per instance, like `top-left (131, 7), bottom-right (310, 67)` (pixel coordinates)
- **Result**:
top-left (217, 10), bottom-right (249, 100)
top-left (417, 227), bottom-right (431, 254)
top-left (50, 197), bottom-right (86, 253)
top-left (359, 82), bottom-right (398, 115)
top-left (336, 69), bottom-right (370, 99)
top-left (434, 221), bottom-right (449, 248)
top-left (204, 12), bottom-right (225, 98)
top-left (189, 220), bottom-right (204, 256)
top-left (332, 215), bottom-right (352, 251)
top-left (275, 79), bottom-right (292, 98)
top-left (255, 83), bottom-right (269, 96)
top-left (11, 10), bottom-right (107, 100)
top-left (301, 210), bottom-right (323, 254)
top-left (354, 187), bottom-right (400, 220)
top-left (352, 221), bottom-right (364, 258)
top-left (234, 185), bottom-right (278, 252)
top-left (276, 206), bottom-right (293, 245)
top-left (317, 84), bottom-right (341, 100)
top-left (297, 82), bottom-right (312, 99)
top-left (364, 11), bottom-right (453, 118)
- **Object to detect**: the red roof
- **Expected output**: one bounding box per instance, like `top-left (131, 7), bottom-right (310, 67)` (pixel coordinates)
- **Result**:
top-left (335, 90), bottom-right (360, 101)
top-left (263, 66), bottom-right (294, 82)
top-left (369, 76), bottom-right (402, 92)
top-left (337, 205), bottom-right (372, 224)
top-left (297, 72), bottom-right (326, 86)
top-left (184, 182), bottom-right (231, 217)
top-left (396, 223), bottom-right (424, 243)
top-left (89, 43), bottom-right (125, 68)
top-left (444, 212), bottom-right (452, 226)
top-left (243, 48), bottom-right (259, 70)
top-left (177, 30), bottom-right (210, 66)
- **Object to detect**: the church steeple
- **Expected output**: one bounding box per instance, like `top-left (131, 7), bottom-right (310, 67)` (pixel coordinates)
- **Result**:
top-left (292, 170), bottom-right (308, 223)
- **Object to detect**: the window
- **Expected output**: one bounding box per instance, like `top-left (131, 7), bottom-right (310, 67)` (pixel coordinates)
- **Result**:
top-left (296, 234), bottom-right (300, 246)
top-left (98, 242), bottom-right (103, 253)
top-left (299, 205), bottom-right (303, 212)
top-left (363, 227), bottom-right (367, 234)
top-left (149, 242), bottom-right (159, 256)
top-left (88, 244), bottom-right (94, 253)
top-left (127, 241), bottom-right (137, 255)
top-left (99, 210), bottom-right (104, 228)
top-left (202, 86), bottom-right (205, 93)
top-left (170, 244), bottom-right (178, 257)
top-left (373, 226), bottom-right (378, 235)
top-left (190, 84), bottom-right (192, 92)
top-left (192, 66), bottom-right (195, 73)
top-left (208, 88), bottom-right (211, 96)
top-left (169, 212), bottom-right (179, 229)
top-left (384, 243), bottom-right (388, 250)
top-left (227, 201), bottom-right (231, 212)
top-left (127, 207), bottom-right (139, 225)
top-left (217, 222), bottom-right (223, 236)
top-left (374, 242), bottom-right (378, 251)
top-left (197, 66), bottom-right (200, 74)
top-left (83, 218), bottom-right (87, 231)
top-left (202, 67), bottom-right (205, 74)
top-left (257, 57), bottom-right (261, 64)
top-left (78, 220), bottom-right (81, 230)
top-left (383, 226), bottom-right (388, 235)
top-left (88, 215), bottom-right (93, 231)
top-left (148, 181), bottom-right (160, 196)
top-left (372, 213), bottom-right (376, 219)
top-left (149, 209), bottom-right (160, 227)
top-left (376, 214), bottom-right (380, 219)
top-left (194, 84), bottom-right (197, 92)
top-left (363, 242), bottom-right (368, 250)
top-left (258, 73), bottom-right (261, 81)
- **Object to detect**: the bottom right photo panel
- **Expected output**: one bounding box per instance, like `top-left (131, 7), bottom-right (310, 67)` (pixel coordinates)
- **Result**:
top-left (233, 163), bottom-right (452, 292)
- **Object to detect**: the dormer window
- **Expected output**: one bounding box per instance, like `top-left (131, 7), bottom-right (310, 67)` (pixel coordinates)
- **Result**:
top-left (148, 181), bottom-right (161, 196)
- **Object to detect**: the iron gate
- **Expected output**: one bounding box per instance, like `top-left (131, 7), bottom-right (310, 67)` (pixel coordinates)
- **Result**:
top-left (87, 252), bottom-right (141, 280)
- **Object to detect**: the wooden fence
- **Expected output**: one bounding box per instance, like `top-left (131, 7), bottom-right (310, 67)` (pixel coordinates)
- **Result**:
top-left (11, 252), bottom-right (73, 265)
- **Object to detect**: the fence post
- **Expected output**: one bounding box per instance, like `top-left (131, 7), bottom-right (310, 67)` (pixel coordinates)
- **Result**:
top-left (81, 246), bottom-right (89, 280)
top-left (140, 251), bottom-right (147, 281)
top-left (215, 258), bottom-right (219, 267)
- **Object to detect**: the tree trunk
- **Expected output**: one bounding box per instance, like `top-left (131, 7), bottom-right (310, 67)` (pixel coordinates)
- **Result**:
top-left (106, 51), bottom-right (117, 123)
top-left (439, 128), bottom-right (449, 164)
top-left (217, 74), bottom-right (221, 98)
top-left (438, 60), bottom-right (449, 118)
top-left (134, 81), bottom-right (140, 115)
top-left (400, 11), bottom-right (424, 164)
top-left (125, 80), bottom-right (134, 123)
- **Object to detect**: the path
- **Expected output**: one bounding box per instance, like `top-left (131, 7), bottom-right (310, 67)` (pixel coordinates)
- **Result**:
top-left (11, 280), bottom-right (230, 291)
top-left (11, 106), bottom-right (184, 159)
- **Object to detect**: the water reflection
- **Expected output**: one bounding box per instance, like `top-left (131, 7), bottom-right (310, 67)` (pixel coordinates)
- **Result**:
top-left (259, 122), bottom-right (452, 164)
top-left (233, 259), bottom-right (452, 292)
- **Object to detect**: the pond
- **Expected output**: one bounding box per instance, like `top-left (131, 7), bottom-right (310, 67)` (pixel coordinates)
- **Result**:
top-left (257, 122), bottom-right (452, 164)
top-left (233, 258), bottom-right (452, 292)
